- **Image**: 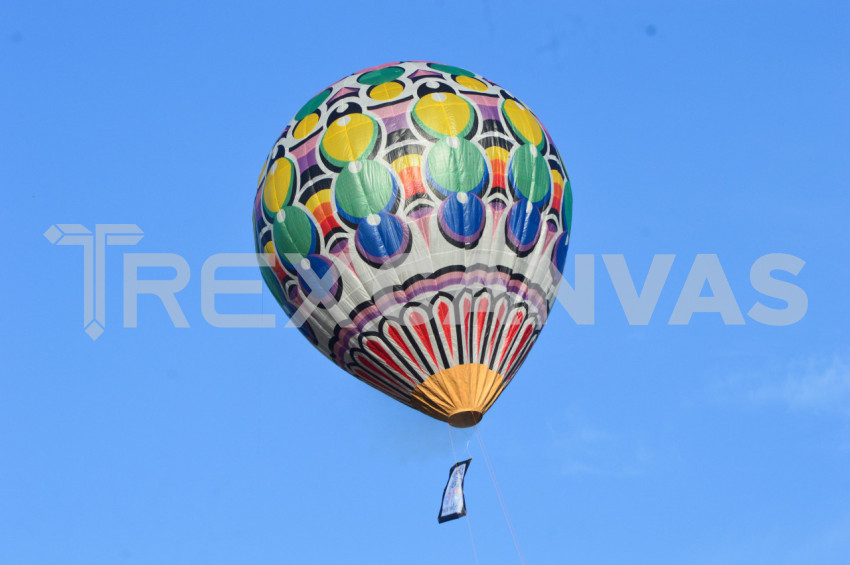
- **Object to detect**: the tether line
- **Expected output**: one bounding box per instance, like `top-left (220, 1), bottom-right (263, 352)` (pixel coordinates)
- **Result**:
top-left (448, 424), bottom-right (480, 565)
top-left (475, 424), bottom-right (526, 565)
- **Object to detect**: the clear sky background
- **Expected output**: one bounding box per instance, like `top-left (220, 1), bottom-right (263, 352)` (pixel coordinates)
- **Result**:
top-left (2, 1), bottom-right (849, 563)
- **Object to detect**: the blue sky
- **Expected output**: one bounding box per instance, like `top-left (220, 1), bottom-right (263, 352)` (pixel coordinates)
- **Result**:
top-left (2, 1), bottom-right (849, 563)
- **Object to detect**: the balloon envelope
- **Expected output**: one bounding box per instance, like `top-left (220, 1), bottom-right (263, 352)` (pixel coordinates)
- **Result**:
top-left (253, 61), bottom-right (572, 427)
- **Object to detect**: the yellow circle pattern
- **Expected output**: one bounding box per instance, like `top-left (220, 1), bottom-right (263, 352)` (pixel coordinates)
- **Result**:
top-left (414, 92), bottom-right (472, 137)
top-left (503, 99), bottom-right (543, 147)
top-left (263, 158), bottom-right (294, 214)
top-left (369, 81), bottom-right (404, 101)
top-left (293, 112), bottom-right (319, 139)
top-left (322, 114), bottom-right (376, 163)
top-left (455, 76), bottom-right (488, 92)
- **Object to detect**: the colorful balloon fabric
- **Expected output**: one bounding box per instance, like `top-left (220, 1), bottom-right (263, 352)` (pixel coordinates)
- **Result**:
top-left (253, 61), bottom-right (572, 427)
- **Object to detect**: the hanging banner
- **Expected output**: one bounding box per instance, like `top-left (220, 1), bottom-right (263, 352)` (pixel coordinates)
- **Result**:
top-left (438, 459), bottom-right (471, 523)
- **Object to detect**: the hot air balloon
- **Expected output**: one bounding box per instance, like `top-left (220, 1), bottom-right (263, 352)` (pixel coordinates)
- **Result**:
top-left (253, 61), bottom-right (572, 428)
